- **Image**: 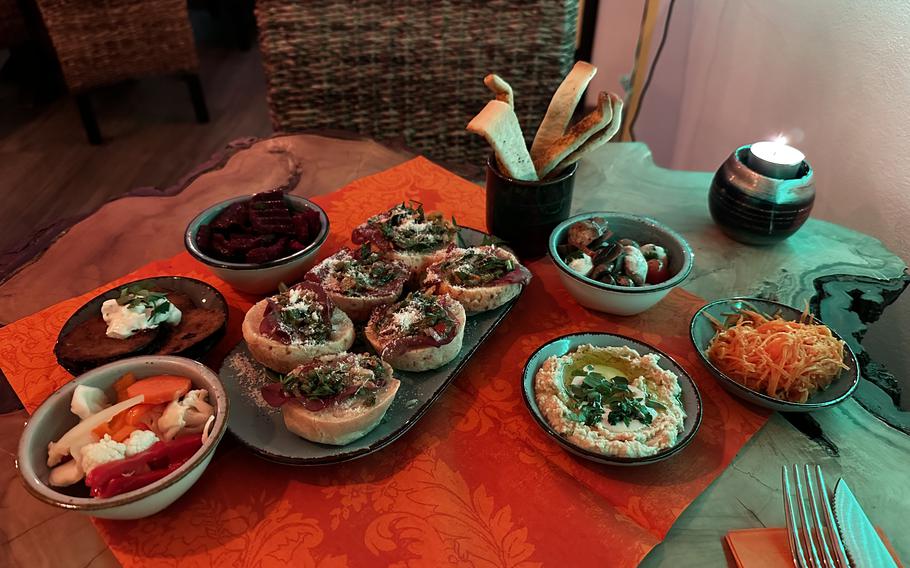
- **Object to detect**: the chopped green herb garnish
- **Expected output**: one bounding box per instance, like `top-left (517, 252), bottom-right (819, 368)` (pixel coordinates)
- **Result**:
top-left (275, 354), bottom-right (387, 404)
top-left (369, 201), bottom-right (456, 252)
top-left (115, 285), bottom-right (174, 325)
top-left (480, 234), bottom-right (508, 247)
top-left (565, 368), bottom-right (664, 427)
top-left (439, 249), bottom-right (515, 287)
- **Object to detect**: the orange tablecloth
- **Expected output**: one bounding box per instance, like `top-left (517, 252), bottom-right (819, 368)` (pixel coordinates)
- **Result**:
top-left (0, 157), bottom-right (768, 567)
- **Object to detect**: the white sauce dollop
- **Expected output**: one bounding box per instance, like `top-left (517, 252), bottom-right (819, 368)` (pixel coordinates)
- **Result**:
top-left (101, 297), bottom-right (181, 339)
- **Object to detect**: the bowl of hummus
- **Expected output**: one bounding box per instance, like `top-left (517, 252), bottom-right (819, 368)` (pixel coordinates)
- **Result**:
top-left (523, 333), bottom-right (702, 465)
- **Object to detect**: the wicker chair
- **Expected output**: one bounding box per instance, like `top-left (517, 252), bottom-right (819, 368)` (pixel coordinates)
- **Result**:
top-left (35, 0), bottom-right (209, 144)
top-left (256, 0), bottom-right (580, 166)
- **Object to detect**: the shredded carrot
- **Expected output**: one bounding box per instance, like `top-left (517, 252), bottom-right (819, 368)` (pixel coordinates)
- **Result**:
top-left (706, 308), bottom-right (847, 403)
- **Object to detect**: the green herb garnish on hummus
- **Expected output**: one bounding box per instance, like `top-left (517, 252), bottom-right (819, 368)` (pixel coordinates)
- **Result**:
top-left (566, 365), bottom-right (666, 427)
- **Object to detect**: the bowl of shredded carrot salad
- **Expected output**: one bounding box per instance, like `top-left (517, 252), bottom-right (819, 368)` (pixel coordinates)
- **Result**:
top-left (689, 298), bottom-right (859, 412)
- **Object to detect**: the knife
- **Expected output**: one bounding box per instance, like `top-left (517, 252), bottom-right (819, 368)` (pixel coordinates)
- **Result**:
top-left (833, 478), bottom-right (898, 568)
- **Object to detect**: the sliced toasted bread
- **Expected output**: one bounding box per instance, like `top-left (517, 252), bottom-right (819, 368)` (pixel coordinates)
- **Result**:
top-left (365, 293), bottom-right (466, 372)
top-left (466, 100), bottom-right (537, 181)
top-left (242, 300), bottom-right (355, 374)
top-left (57, 317), bottom-right (160, 365)
top-left (280, 356), bottom-right (400, 445)
top-left (484, 73), bottom-right (514, 107)
top-left (530, 61), bottom-right (598, 163)
top-left (533, 91), bottom-right (614, 179)
top-left (553, 95), bottom-right (624, 173)
top-left (423, 246), bottom-right (530, 314)
top-left (155, 308), bottom-right (226, 355)
top-left (156, 290), bottom-right (194, 313)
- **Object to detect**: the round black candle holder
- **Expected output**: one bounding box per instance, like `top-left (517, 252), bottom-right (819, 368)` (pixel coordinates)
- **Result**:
top-left (709, 144), bottom-right (815, 245)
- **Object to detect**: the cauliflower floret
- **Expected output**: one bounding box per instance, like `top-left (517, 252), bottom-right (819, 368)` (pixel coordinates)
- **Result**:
top-left (70, 385), bottom-right (110, 420)
top-left (157, 389), bottom-right (214, 441)
top-left (79, 435), bottom-right (126, 474)
top-left (124, 429), bottom-right (159, 457)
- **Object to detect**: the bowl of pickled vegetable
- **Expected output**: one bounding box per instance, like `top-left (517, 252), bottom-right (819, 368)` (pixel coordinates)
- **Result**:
top-left (17, 356), bottom-right (228, 520)
top-left (185, 190), bottom-right (329, 295)
top-left (548, 212), bottom-right (694, 316)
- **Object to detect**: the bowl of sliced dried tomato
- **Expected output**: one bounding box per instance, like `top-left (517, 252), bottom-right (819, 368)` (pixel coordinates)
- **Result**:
top-left (185, 190), bottom-right (329, 294)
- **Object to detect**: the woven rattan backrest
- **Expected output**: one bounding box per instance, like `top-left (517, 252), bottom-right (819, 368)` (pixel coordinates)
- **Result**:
top-left (36, 0), bottom-right (199, 93)
top-left (256, 0), bottom-right (579, 165)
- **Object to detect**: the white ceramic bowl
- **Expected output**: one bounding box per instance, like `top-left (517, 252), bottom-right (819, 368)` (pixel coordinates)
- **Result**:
top-left (17, 356), bottom-right (228, 520)
top-left (185, 194), bottom-right (329, 295)
top-left (548, 212), bottom-right (694, 316)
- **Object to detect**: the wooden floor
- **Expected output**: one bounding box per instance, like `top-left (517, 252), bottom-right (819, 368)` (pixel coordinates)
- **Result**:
top-left (0, 18), bottom-right (271, 568)
top-left (0, 26), bottom-right (271, 265)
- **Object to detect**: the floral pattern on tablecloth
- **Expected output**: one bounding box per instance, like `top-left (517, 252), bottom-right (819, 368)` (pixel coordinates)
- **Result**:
top-left (0, 157), bottom-right (768, 567)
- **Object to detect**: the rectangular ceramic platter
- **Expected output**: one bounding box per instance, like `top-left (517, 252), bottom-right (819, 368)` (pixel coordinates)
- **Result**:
top-left (219, 227), bottom-right (521, 465)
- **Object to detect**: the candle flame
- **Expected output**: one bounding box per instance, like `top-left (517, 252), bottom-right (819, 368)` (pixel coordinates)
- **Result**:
top-left (772, 134), bottom-right (789, 146)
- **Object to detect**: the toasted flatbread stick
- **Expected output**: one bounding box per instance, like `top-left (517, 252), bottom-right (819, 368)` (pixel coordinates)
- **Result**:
top-left (467, 100), bottom-right (538, 181)
top-left (533, 91), bottom-right (614, 179)
top-left (530, 61), bottom-right (598, 163)
top-left (484, 74), bottom-right (514, 108)
top-left (551, 96), bottom-right (624, 176)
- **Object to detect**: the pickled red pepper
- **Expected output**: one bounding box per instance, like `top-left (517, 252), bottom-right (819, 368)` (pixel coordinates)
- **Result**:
top-left (85, 434), bottom-right (203, 498)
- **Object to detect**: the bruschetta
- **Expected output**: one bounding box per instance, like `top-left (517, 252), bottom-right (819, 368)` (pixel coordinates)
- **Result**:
top-left (365, 291), bottom-right (466, 372)
top-left (423, 245), bottom-right (531, 314)
top-left (305, 244), bottom-right (409, 322)
top-left (261, 352), bottom-right (400, 445)
top-left (351, 202), bottom-right (458, 274)
top-left (241, 282), bottom-right (355, 373)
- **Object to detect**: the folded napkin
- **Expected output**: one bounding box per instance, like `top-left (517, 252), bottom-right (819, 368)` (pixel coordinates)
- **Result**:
top-left (726, 527), bottom-right (903, 568)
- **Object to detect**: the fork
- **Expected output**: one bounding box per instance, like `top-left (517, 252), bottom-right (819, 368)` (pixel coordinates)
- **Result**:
top-left (781, 464), bottom-right (851, 568)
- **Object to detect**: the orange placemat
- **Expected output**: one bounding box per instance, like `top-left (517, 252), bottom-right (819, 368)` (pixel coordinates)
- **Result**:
top-left (0, 157), bottom-right (769, 567)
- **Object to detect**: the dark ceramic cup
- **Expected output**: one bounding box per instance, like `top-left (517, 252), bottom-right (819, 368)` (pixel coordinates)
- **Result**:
top-left (485, 157), bottom-right (576, 258)
top-left (709, 145), bottom-right (815, 245)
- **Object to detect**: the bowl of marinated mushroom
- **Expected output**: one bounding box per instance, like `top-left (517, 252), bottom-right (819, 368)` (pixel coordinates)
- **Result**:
top-left (548, 212), bottom-right (694, 316)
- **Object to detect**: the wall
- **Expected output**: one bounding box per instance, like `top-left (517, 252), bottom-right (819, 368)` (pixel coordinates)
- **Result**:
top-left (592, 0), bottom-right (910, 404)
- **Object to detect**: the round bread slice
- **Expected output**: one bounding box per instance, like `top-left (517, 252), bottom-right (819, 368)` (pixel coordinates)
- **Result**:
top-left (424, 246), bottom-right (530, 314)
top-left (365, 295), bottom-right (466, 372)
top-left (242, 300), bottom-right (355, 374)
top-left (57, 317), bottom-right (160, 365)
top-left (387, 249), bottom-right (439, 276)
top-left (328, 290), bottom-right (399, 323)
top-left (282, 373), bottom-right (400, 445)
top-left (155, 308), bottom-right (227, 355)
top-left (435, 280), bottom-right (522, 314)
top-left (306, 248), bottom-right (409, 322)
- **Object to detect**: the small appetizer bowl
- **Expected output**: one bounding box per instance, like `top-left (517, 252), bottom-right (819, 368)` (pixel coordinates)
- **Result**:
top-left (184, 194), bottom-right (330, 295)
top-left (690, 297), bottom-right (859, 412)
top-left (548, 212), bottom-right (694, 316)
top-left (522, 332), bottom-right (703, 466)
top-left (17, 356), bottom-right (228, 520)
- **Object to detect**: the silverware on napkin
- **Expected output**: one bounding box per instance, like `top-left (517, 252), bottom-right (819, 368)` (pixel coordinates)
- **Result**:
top-left (782, 464), bottom-right (850, 568)
top-left (833, 479), bottom-right (898, 568)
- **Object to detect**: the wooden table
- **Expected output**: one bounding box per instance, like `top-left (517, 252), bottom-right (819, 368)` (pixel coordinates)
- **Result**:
top-left (1, 135), bottom-right (907, 567)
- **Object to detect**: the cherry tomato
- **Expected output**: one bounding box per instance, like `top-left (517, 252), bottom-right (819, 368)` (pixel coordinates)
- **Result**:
top-left (646, 259), bottom-right (670, 284)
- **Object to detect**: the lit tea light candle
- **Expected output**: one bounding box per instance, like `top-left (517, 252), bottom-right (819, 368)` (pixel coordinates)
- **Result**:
top-left (748, 138), bottom-right (805, 179)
